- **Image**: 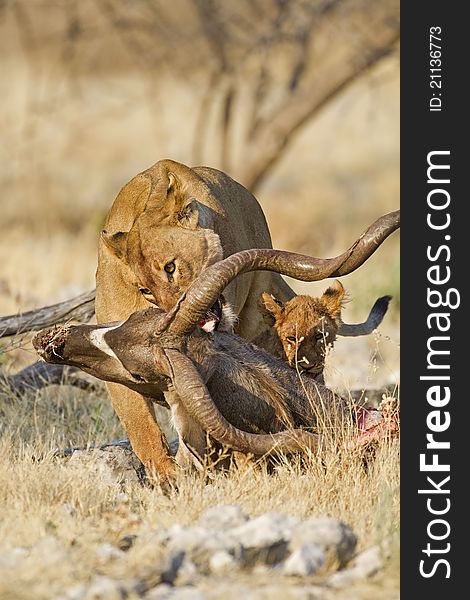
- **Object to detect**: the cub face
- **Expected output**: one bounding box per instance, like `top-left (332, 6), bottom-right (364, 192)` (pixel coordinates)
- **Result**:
top-left (259, 280), bottom-right (345, 376)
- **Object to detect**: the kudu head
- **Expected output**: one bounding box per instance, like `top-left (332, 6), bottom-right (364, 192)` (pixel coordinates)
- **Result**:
top-left (34, 210), bottom-right (400, 456)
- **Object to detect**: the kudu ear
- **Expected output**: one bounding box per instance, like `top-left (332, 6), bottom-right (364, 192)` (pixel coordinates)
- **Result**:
top-left (101, 230), bottom-right (129, 261)
top-left (258, 292), bottom-right (284, 326)
top-left (321, 280), bottom-right (345, 318)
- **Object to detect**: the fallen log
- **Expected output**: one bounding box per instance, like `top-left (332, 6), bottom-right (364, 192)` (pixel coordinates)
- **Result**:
top-left (0, 289), bottom-right (95, 338)
top-left (1, 361), bottom-right (100, 397)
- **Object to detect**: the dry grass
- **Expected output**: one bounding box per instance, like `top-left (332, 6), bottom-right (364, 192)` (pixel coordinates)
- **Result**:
top-left (0, 378), bottom-right (399, 600)
top-left (0, 276), bottom-right (400, 598)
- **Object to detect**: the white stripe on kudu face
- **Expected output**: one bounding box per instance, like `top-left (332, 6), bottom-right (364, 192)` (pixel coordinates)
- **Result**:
top-left (89, 322), bottom-right (125, 361)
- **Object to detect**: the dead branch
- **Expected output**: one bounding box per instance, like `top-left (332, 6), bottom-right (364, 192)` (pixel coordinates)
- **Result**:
top-left (0, 290), bottom-right (95, 339)
top-left (56, 438), bottom-right (132, 458)
top-left (7, 0), bottom-right (399, 193)
top-left (56, 437), bottom-right (178, 458)
top-left (240, 1), bottom-right (400, 191)
top-left (192, 70), bottom-right (222, 164)
top-left (1, 361), bottom-right (101, 397)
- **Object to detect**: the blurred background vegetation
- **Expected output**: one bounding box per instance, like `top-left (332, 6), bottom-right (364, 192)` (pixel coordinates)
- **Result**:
top-left (0, 0), bottom-right (399, 381)
top-left (0, 9), bottom-right (400, 593)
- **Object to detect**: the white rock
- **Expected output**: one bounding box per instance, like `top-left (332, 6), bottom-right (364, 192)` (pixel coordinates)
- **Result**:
top-left (95, 543), bottom-right (126, 562)
top-left (229, 512), bottom-right (299, 549)
top-left (167, 525), bottom-right (230, 555)
top-left (81, 576), bottom-right (126, 600)
top-left (209, 550), bottom-right (239, 575)
top-left (28, 536), bottom-right (69, 568)
top-left (227, 512), bottom-right (299, 567)
top-left (283, 542), bottom-right (325, 576)
top-left (352, 545), bottom-right (383, 574)
top-left (165, 525), bottom-right (238, 571)
top-left (0, 546), bottom-right (29, 568)
top-left (290, 517), bottom-right (356, 566)
top-left (144, 583), bottom-right (172, 599)
top-left (201, 582), bottom-right (324, 600)
top-left (327, 545), bottom-right (383, 588)
top-left (55, 584), bottom-right (87, 600)
top-left (175, 556), bottom-right (198, 586)
top-left (67, 447), bottom-right (142, 485)
top-left (198, 504), bottom-right (249, 530)
top-left (145, 585), bottom-right (207, 600)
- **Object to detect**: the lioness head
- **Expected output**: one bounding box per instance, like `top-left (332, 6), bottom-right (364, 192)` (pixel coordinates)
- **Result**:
top-left (101, 206), bottom-right (237, 332)
top-left (259, 280), bottom-right (346, 376)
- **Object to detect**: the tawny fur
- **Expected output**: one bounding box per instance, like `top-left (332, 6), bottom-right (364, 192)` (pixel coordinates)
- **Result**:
top-left (259, 280), bottom-right (390, 382)
top-left (35, 209), bottom-right (399, 477)
top-left (33, 309), bottom-right (348, 469)
top-left (259, 280), bottom-right (346, 380)
top-left (94, 159), bottom-right (294, 481)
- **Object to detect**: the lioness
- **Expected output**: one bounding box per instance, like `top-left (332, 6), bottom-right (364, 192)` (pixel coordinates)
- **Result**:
top-left (95, 159), bottom-right (294, 482)
top-left (259, 280), bottom-right (391, 382)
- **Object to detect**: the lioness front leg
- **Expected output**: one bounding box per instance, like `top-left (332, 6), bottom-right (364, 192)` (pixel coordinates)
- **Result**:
top-left (106, 382), bottom-right (176, 485)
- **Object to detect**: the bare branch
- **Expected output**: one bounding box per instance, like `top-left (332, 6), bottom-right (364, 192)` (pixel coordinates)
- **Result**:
top-left (220, 83), bottom-right (236, 172)
top-left (240, 1), bottom-right (399, 191)
top-left (0, 290), bottom-right (95, 339)
top-left (193, 0), bottom-right (230, 73)
top-left (247, 62), bottom-right (271, 138)
top-left (192, 71), bottom-right (222, 164)
top-left (1, 362), bottom-right (100, 397)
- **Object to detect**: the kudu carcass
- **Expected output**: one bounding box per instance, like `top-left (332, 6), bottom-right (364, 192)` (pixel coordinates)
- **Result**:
top-left (33, 211), bottom-right (400, 477)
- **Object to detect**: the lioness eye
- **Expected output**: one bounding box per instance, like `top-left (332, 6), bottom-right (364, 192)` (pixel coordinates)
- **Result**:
top-left (139, 287), bottom-right (151, 295)
top-left (286, 336), bottom-right (297, 343)
top-left (164, 261), bottom-right (176, 274)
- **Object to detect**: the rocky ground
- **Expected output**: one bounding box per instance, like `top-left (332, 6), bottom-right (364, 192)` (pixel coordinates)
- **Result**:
top-left (1, 445), bottom-right (395, 600)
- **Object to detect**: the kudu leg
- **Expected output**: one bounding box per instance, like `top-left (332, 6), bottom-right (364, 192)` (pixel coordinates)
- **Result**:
top-left (106, 383), bottom-right (176, 484)
top-left (165, 389), bottom-right (213, 473)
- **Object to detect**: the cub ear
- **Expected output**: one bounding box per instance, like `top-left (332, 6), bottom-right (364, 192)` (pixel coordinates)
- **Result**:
top-left (258, 292), bottom-right (284, 326)
top-left (321, 280), bottom-right (345, 318)
top-left (101, 230), bottom-right (129, 261)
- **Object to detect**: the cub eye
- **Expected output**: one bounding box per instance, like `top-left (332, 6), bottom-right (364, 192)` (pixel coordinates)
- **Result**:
top-left (139, 287), bottom-right (152, 296)
top-left (164, 261), bottom-right (176, 274)
top-left (286, 336), bottom-right (297, 344)
top-left (315, 331), bottom-right (326, 340)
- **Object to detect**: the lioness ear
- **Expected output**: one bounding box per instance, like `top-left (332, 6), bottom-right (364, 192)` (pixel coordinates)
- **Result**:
top-left (101, 230), bottom-right (129, 261)
top-left (144, 163), bottom-right (181, 214)
top-left (177, 198), bottom-right (211, 230)
top-left (167, 172), bottom-right (176, 192)
top-left (258, 292), bottom-right (284, 325)
top-left (321, 280), bottom-right (345, 317)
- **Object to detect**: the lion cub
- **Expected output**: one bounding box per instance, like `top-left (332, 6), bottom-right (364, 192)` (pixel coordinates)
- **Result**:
top-left (259, 280), bottom-right (390, 383)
